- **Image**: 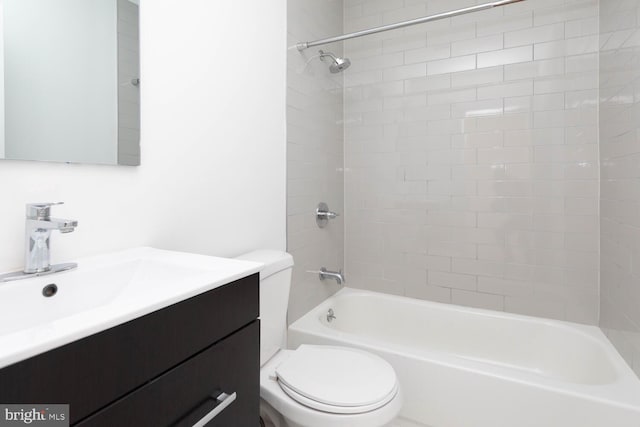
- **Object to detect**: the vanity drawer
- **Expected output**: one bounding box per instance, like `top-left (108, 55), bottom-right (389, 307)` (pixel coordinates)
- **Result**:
top-left (76, 320), bottom-right (259, 427)
top-left (0, 273), bottom-right (259, 424)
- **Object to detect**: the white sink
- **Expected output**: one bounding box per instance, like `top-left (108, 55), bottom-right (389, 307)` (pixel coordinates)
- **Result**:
top-left (0, 247), bottom-right (261, 369)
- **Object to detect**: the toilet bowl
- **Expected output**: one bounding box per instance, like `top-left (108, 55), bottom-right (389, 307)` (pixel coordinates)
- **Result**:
top-left (236, 250), bottom-right (402, 427)
top-left (260, 347), bottom-right (402, 427)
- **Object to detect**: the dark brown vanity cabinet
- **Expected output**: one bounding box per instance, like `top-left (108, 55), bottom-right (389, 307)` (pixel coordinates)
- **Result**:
top-left (0, 274), bottom-right (260, 427)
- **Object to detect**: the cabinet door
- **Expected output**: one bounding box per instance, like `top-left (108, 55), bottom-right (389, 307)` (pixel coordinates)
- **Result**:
top-left (76, 320), bottom-right (259, 427)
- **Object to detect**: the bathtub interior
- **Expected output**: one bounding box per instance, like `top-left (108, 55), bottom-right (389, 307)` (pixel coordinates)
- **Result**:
top-left (312, 290), bottom-right (621, 385)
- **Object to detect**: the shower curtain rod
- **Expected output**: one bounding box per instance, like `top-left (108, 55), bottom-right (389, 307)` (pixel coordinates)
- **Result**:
top-left (296, 0), bottom-right (525, 51)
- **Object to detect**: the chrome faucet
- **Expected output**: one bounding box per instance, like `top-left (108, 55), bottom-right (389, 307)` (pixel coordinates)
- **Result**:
top-left (24, 202), bottom-right (78, 274)
top-left (319, 268), bottom-right (345, 285)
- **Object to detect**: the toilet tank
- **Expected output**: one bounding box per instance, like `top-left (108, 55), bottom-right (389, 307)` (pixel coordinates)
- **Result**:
top-left (235, 250), bottom-right (293, 366)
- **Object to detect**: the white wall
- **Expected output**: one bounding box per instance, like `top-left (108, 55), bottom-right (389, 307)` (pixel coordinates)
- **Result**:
top-left (3, 0), bottom-right (118, 164)
top-left (0, 0), bottom-right (287, 272)
top-left (344, 0), bottom-right (600, 323)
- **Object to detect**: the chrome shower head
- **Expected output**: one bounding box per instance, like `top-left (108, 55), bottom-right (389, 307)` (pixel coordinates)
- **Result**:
top-left (319, 50), bottom-right (351, 73)
top-left (330, 56), bottom-right (351, 73)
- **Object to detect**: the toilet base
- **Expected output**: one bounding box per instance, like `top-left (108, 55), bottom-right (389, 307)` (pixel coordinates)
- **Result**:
top-left (262, 398), bottom-right (401, 427)
top-left (260, 399), bottom-right (285, 427)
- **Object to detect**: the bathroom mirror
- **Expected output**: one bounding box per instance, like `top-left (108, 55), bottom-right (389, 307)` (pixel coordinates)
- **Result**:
top-left (0, 0), bottom-right (140, 166)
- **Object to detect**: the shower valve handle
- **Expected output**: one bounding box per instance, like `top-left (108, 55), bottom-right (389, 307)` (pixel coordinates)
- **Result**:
top-left (317, 211), bottom-right (339, 219)
top-left (316, 202), bottom-right (339, 228)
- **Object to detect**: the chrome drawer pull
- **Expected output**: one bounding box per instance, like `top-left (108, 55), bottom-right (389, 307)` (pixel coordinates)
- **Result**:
top-left (192, 392), bottom-right (237, 427)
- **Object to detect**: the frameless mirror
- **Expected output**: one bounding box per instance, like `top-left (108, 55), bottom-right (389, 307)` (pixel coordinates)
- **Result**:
top-left (0, 0), bottom-right (140, 166)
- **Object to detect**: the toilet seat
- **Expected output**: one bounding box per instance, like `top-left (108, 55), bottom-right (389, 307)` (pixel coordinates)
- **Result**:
top-left (278, 381), bottom-right (399, 415)
top-left (275, 345), bottom-right (399, 415)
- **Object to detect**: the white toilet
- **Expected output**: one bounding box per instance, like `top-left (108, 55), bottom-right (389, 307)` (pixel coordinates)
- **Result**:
top-left (236, 250), bottom-right (402, 427)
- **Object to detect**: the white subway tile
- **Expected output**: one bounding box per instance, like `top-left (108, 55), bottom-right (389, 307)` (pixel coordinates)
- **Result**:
top-left (505, 23), bottom-right (565, 48)
top-left (429, 271), bottom-right (477, 291)
top-left (478, 46), bottom-right (533, 68)
top-left (565, 232), bottom-right (599, 252)
top-left (383, 3), bottom-right (427, 25)
top-left (565, 17), bottom-right (599, 38)
top-left (505, 96), bottom-right (532, 114)
top-left (427, 55), bottom-right (476, 76)
top-left (534, 144), bottom-right (598, 163)
top-left (565, 162), bottom-right (598, 180)
top-left (405, 44), bottom-right (450, 64)
top-left (451, 99), bottom-right (503, 118)
top-left (428, 242), bottom-right (477, 259)
top-left (451, 66), bottom-right (504, 88)
top-left (534, 1), bottom-right (598, 27)
top-left (478, 212), bottom-right (533, 229)
top-left (474, 113), bottom-right (532, 131)
top-left (405, 74), bottom-right (451, 93)
top-left (362, 0), bottom-right (403, 16)
top-left (534, 40), bottom-right (566, 60)
top-left (479, 181), bottom-right (535, 198)
top-left (451, 227), bottom-right (505, 245)
top-left (506, 230), bottom-right (565, 249)
top-left (505, 296), bottom-right (565, 320)
top-left (383, 63), bottom-right (427, 81)
top-left (478, 277), bottom-right (533, 297)
top-left (426, 211), bottom-right (477, 227)
top-left (404, 105), bottom-right (452, 121)
top-left (452, 131), bottom-right (503, 148)
top-left (534, 35), bottom-right (598, 61)
top-left (452, 165), bottom-right (505, 181)
top-left (452, 289), bottom-right (505, 310)
top-left (451, 34), bottom-right (503, 56)
top-left (428, 88), bottom-right (476, 105)
top-left (384, 94), bottom-right (427, 111)
top-left (427, 22), bottom-right (476, 46)
top-left (349, 52), bottom-right (404, 73)
top-left (566, 53), bottom-right (598, 73)
top-left (477, 13), bottom-right (533, 37)
top-left (477, 147), bottom-right (532, 164)
top-left (405, 283), bottom-right (452, 303)
top-left (452, 258), bottom-right (505, 278)
top-left (477, 81), bottom-right (534, 100)
top-left (504, 58), bottom-right (565, 81)
top-left (406, 253), bottom-right (452, 272)
top-left (532, 93), bottom-right (565, 111)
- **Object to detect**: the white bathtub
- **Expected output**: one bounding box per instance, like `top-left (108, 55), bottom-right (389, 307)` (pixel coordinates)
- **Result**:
top-left (288, 288), bottom-right (640, 427)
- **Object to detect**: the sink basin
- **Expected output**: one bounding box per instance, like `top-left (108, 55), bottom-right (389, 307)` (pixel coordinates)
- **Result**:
top-left (0, 247), bottom-right (261, 369)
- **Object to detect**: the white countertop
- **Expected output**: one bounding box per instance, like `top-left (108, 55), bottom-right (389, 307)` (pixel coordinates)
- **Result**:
top-left (0, 247), bottom-right (262, 369)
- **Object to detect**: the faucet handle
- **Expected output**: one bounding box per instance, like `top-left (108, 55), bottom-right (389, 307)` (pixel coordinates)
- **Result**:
top-left (26, 202), bottom-right (64, 220)
top-left (316, 202), bottom-right (340, 228)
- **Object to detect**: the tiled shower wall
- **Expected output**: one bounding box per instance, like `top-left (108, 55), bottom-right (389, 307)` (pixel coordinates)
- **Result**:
top-left (599, 0), bottom-right (640, 377)
top-left (343, 0), bottom-right (600, 323)
top-left (287, 0), bottom-right (344, 322)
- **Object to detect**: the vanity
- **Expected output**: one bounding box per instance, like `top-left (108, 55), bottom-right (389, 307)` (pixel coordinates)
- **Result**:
top-left (0, 248), bottom-right (261, 426)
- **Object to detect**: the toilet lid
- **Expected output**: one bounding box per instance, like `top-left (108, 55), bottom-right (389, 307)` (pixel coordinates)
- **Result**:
top-left (275, 345), bottom-right (398, 414)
